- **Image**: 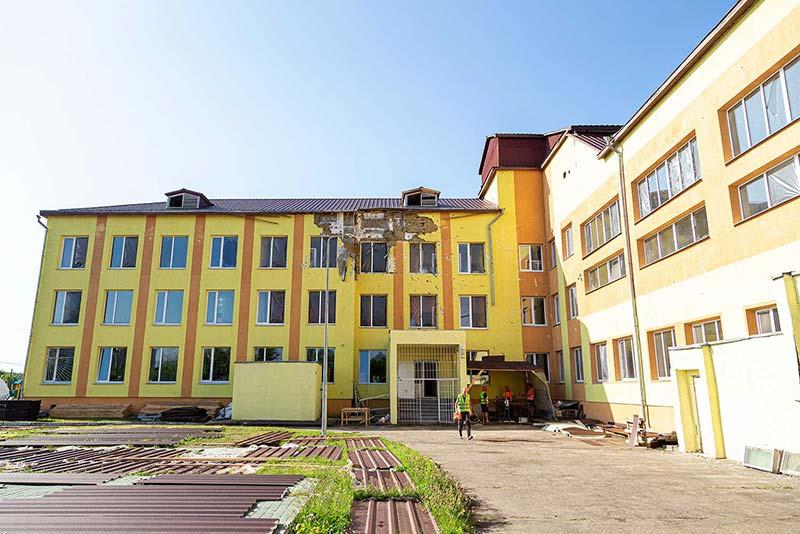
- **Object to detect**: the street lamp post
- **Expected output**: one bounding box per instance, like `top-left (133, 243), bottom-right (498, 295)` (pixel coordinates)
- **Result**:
top-left (321, 238), bottom-right (331, 437)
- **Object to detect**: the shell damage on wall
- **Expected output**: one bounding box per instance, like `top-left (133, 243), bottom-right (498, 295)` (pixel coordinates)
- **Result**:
top-left (313, 211), bottom-right (438, 280)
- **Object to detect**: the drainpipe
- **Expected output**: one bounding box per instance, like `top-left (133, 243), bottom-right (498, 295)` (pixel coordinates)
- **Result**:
top-left (20, 216), bottom-right (49, 399)
top-left (605, 138), bottom-right (650, 426)
top-left (486, 209), bottom-right (505, 306)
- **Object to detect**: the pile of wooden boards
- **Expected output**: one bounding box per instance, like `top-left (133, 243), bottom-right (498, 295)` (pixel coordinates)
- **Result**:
top-left (139, 402), bottom-right (222, 419)
top-left (48, 403), bottom-right (132, 419)
top-left (0, 400), bottom-right (40, 421)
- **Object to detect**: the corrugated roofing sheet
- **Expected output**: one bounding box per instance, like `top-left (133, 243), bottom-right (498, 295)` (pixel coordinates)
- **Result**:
top-left (353, 469), bottom-right (414, 491)
top-left (138, 474), bottom-right (303, 486)
top-left (351, 499), bottom-right (439, 534)
top-left (345, 437), bottom-right (385, 450)
top-left (236, 431), bottom-right (295, 447)
top-left (348, 449), bottom-right (402, 470)
top-left (0, 515), bottom-right (279, 534)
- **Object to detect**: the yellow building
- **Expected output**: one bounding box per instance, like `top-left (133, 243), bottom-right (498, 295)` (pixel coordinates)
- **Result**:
top-left (23, 0), bottom-right (800, 447)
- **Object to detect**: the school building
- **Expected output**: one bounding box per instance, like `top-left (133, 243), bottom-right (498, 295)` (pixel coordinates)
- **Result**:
top-left (22, 0), bottom-right (800, 459)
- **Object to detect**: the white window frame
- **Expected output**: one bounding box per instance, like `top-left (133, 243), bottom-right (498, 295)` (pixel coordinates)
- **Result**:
top-left (254, 346), bottom-right (283, 362)
top-left (595, 343), bottom-right (609, 382)
top-left (149, 347), bottom-right (178, 383)
top-left (737, 154), bottom-right (800, 220)
top-left (564, 226), bottom-right (574, 258)
top-left (557, 351), bottom-right (565, 384)
top-left (209, 236), bottom-right (238, 269)
top-left (652, 329), bottom-right (675, 380)
top-left (259, 236), bottom-right (288, 269)
top-left (206, 290), bottom-right (234, 325)
top-left (521, 296), bottom-right (546, 327)
top-left (583, 201), bottom-right (621, 255)
top-left (587, 253), bottom-right (627, 291)
top-left (44, 347), bottom-right (74, 384)
top-left (410, 295), bottom-right (437, 328)
top-left (160, 236), bottom-right (188, 269)
top-left (360, 294), bottom-right (387, 328)
top-left (201, 347), bottom-right (231, 383)
top-left (549, 240), bottom-right (557, 269)
top-left (755, 307), bottom-right (781, 334)
top-left (518, 244), bottom-right (544, 272)
top-left (553, 294), bottom-right (561, 325)
top-left (154, 290), bottom-right (183, 325)
top-left (727, 54), bottom-right (800, 157)
top-left (256, 290), bottom-right (285, 325)
top-left (359, 349), bottom-right (388, 384)
top-left (110, 236), bottom-right (138, 269)
top-left (573, 347), bottom-right (584, 383)
top-left (409, 242), bottom-right (437, 274)
top-left (360, 241), bottom-right (388, 273)
top-left (60, 236), bottom-right (88, 269)
top-left (52, 290), bottom-right (81, 325)
top-left (459, 295), bottom-right (487, 329)
top-left (307, 347), bottom-right (335, 383)
top-left (97, 347), bottom-right (127, 383)
top-left (691, 319), bottom-right (722, 344)
top-left (637, 138), bottom-right (701, 217)
top-left (643, 207), bottom-right (709, 265)
top-left (310, 236), bottom-right (337, 268)
top-left (458, 243), bottom-right (485, 274)
top-left (308, 290), bottom-right (336, 325)
top-left (104, 290), bottom-right (133, 325)
top-left (617, 338), bottom-right (637, 381)
top-left (567, 286), bottom-right (579, 319)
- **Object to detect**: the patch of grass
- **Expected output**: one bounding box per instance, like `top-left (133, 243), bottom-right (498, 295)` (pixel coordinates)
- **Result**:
top-left (383, 438), bottom-right (473, 534)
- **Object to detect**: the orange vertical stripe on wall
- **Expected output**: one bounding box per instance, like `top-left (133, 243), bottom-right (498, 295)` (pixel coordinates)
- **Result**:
top-left (75, 215), bottom-right (107, 398)
top-left (235, 216), bottom-right (255, 363)
top-left (393, 242), bottom-right (404, 329)
top-left (180, 215), bottom-right (206, 398)
top-left (127, 215), bottom-right (157, 397)
top-left (440, 213), bottom-right (454, 330)
top-left (287, 214), bottom-right (305, 361)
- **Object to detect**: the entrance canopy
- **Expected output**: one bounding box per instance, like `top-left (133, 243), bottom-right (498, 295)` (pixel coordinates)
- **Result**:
top-left (466, 357), bottom-right (554, 419)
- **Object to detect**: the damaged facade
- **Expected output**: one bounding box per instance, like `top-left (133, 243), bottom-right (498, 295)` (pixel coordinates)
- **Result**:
top-left (21, 0), bottom-right (800, 459)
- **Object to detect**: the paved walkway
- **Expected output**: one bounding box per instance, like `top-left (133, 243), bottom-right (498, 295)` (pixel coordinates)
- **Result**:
top-left (369, 426), bottom-right (800, 533)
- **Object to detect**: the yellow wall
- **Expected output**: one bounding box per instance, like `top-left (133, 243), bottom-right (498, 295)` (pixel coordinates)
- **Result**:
top-left (232, 361), bottom-right (321, 421)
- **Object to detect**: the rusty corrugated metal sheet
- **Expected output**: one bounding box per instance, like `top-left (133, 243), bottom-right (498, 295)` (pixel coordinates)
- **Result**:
top-left (351, 499), bottom-right (439, 534)
top-left (0, 473), bottom-right (119, 485)
top-left (0, 515), bottom-right (279, 533)
top-left (138, 474), bottom-right (303, 486)
top-left (344, 437), bottom-right (384, 450)
top-left (243, 447), bottom-right (296, 460)
top-left (348, 449), bottom-right (402, 470)
top-left (236, 431), bottom-right (295, 447)
top-left (353, 469), bottom-right (414, 491)
top-left (290, 436), bottom-right (329, 446)
top-left (292, 445), bottom-right (342, 461)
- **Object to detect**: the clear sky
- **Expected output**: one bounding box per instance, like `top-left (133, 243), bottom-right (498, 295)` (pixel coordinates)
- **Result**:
top-left (0, 0), bottom-right (734, 369)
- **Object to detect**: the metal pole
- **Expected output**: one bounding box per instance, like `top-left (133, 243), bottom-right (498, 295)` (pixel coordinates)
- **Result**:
top-left (321, 239), bottom-right (330, 437)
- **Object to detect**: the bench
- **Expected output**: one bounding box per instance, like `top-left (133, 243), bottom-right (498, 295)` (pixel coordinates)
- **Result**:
top-left (341, 407), bottom-right (370, 427)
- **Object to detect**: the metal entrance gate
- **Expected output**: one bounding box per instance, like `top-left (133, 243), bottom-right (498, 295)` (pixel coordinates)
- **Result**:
top-left (397, 345), bottom-right (459, 424)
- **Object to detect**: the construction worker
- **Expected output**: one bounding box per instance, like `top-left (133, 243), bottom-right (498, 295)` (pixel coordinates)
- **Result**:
top-left (480, 386), bottom-right (490, 424)
top-left (455, 385), bottom-right (473, 440)
top-left (502, 385), bottom-right (514, 422)
top-left (525, 383), bottom-right (536, 419)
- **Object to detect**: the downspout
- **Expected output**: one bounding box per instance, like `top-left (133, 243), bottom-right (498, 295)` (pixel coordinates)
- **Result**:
top-left (20, 216), bottom-right (49, 399)
top-left (605, 138), bottom-right (650, 426)
top-left (487, 209), bottom-right (505, 305)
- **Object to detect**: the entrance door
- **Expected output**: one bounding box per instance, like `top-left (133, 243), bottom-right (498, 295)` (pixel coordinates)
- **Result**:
top-left (688, 373), bottom-right (704, 453)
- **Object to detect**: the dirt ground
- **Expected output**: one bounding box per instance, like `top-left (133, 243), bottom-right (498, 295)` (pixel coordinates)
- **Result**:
top-left (369, 425), bottom-right (800, 533)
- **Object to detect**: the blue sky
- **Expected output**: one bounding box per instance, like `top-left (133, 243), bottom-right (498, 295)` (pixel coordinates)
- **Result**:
top-left (0, 0), bottom-right (734, 368)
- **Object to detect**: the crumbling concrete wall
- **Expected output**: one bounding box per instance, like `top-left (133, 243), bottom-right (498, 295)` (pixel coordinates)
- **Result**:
top-left (313, 211), bottom-right (438, 280)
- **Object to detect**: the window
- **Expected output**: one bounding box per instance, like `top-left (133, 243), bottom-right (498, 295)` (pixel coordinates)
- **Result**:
top-left (552, 294), bottom-right (561, 325)
top-left (149, 347), bottom-right (178, 383)
top-left (738, 154), bottom-right (800, 220)
top-left (359, 350), bottom-right (387, 384)
top-left (154, 290), bottom-right (183, 325)
top-left (44, 347), bottom-right (74, 383)
top-left (255, 347), bottom-right (283, 362)
top-left (595, 343), bottom-right (609, 382)
top-left (617, 338), bottom-right (637, 380)
top-left (307, 347), bottom-right (335, 383)
top-left (583, 201), bottom-right (621, 254)
top-left (756, 307), bottom-right (781, 334)
top-left (201, 347), bottom-right (231, 383)
top-left (587, 253), bottom-right (626, 291)
top-left (110, 236), bottom-right (138, 269)
top-left (410, 295), bottom-right (437, 328)
top-left (210, 236), bottom-right (237, 268)
top-left (460, 295), bottom-right (487, 328)
top-left (360, 295), bottom-right (387, 327)
top-left (206, 290), bottom-right (234, 325)
top-left (467, 349), bottom-right (489, 362)
top-left (256, 290), bottom-right (285, 325)
top-left (310, 236), bottom-right (337, 268)
top-left (259, 236), bottom-right (288, 268)
top-left (409, 242), bottom-right (436, 274)
top-left (521, 297), bottom-right (546, 326)
top-left (573, 347), bottom-right (584, 383)
top-left (643, 207), bottom-right (708, 265)
top-left (563, 226), bottom-right (574, 258)
top-left (97, 347), bottom-right (127, 383)
top-left (556, 351), bottom-right (565, 383)
top-left (308, 290), bottom-right (336, 324)
top-left (104, 290), bottom-right (133, 325)
top-left (52, 290), bottom-right (81, 325)
top-left (458, 243), bottom-right (485, 273)
top-left (60, 237), bottom-right (88, 269)
top-left (567, 286), bottom-right (579, 319)
top-left (652, 329), bottom-right (675, 379)
top-left (360, 242), bottom-right (388, 273)
top-left (637, 139), bottom-right (701, 217)
top-left (518, 244), bottom-right (544, 271)
top-left (159, 236), bottom-right (188, 269)
top-left (549, 240), bottom-right (557, 269)
top-left (526, 352), bottom-right (550, 382)
top-left (728, 56), bottom-right (800, 156)
top-left (691, 319), bottom-right (722, 343)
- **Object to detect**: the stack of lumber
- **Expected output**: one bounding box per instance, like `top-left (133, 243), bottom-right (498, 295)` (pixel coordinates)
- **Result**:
top-left (160, 406), bottom-right (209, 423)
top-left (139, 402), bottom-right (221, 418)
top-left (0, 400), bottom-right (40, 421)
top-left (48, 403), bottom-right (132, 419)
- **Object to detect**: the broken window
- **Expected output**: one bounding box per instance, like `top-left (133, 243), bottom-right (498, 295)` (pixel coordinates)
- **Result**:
top-left (410, 295), bottom-right (437, 328)
top-left (637, 139), bottom-right (701, 217)
top-left (595, 343), bottom-right (609, 382)
top-left (359, 350), bottom-right (387, 384)
top-left (44, 347), bottom-right (74, 383)
top-left (526, 352), bottom-right (550, 382)
top-left (260, 236), bottom-right (288, 268)
top-left (97, 347), bottom-right (127, 383)
top-left (583, 201), bottom-right (620, 254)
top-left (307, 347), bottom-right (335, 383)
top-left (459, 295), bottom-right (487, 328)
top-left (53, 290), bottom-right (82, 325)
top-left (60, 236), bottom-right (88, 269)
top-left (201, 347), bottom-right (230, 383)
top-left (254, 347), bottom-right (283, 362)
top-left (521, 296), bottom-right (546, 326)
top-left (642, 207), bottom-right (709, 265)
top-left (617, 337), bottom-right (637, 380)
top-left (518, 244), bottom-right (543, 271)
top-left (310, 236), bottom-right (337, 268)
top-left (110, 236), bottom-right (138, 268)
top-left (409, 243), bottom-right (436, 274)
top-left (210, 236), bottom-right (238, 268)
top-left (573, 347), bottom-right (584, 383)
top-left (587, 253), bottom-right (626, 291)
top-left (557, 351), bottom-right (565, 383)
top-left (256, 290), bottom-right (285, 325)
top-left (458, 243), bottom-right (485, 273)
top-left (309, 290), bottom-right (336, 324)
top-left (360, 241), bottom-right (388, 273)
top-left (360, 294), bottom-right (387, 327)
top-left (149, 347), bottom-right (178, 382)
top-left (738, 155), bottom-right (800, 219)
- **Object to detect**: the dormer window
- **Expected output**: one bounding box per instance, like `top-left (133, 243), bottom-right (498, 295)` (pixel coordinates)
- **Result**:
top-left (164, 189), bottom-right (212, 210)
top-left (402, 187), bottom-right (440, 208)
